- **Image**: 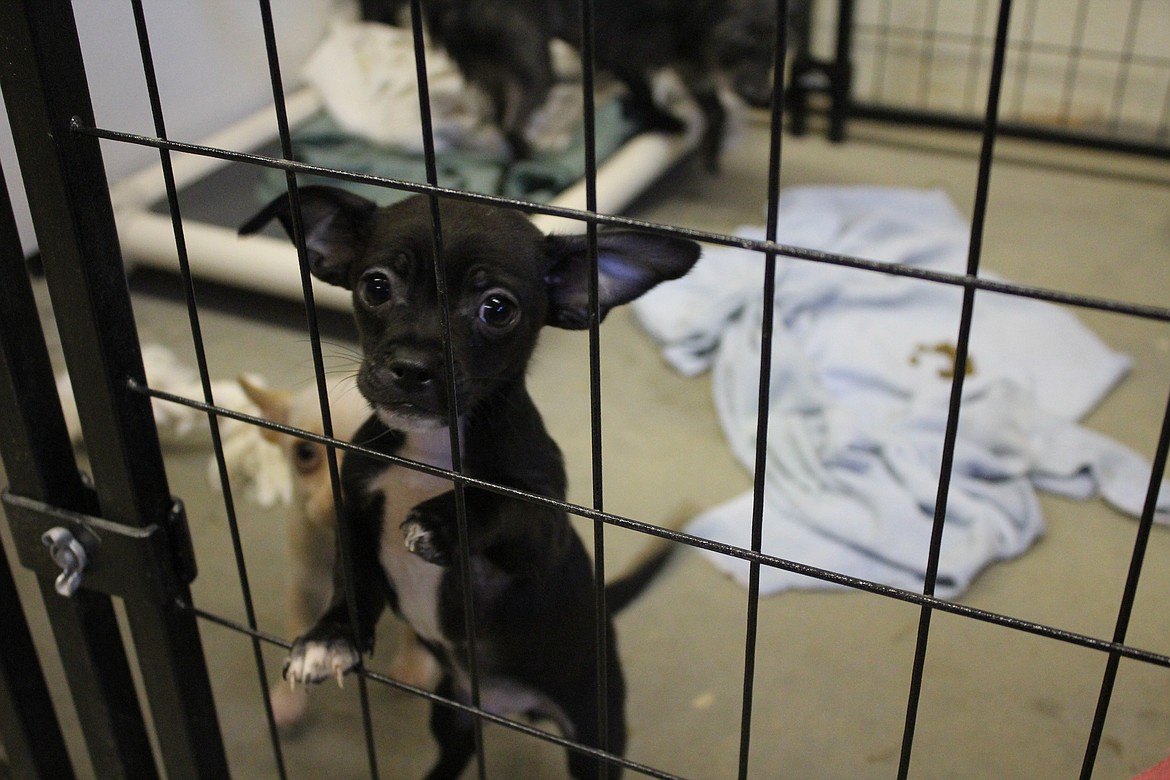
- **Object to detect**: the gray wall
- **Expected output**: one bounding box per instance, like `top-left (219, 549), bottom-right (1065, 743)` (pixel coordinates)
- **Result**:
top-left (1, 0), bottom-right (347, 253)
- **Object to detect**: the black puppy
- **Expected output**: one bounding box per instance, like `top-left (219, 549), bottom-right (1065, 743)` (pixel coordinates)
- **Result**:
top-left (240, 186), bottom-right (700, 779)
top-left (364, 0), bottom-right (781, 168)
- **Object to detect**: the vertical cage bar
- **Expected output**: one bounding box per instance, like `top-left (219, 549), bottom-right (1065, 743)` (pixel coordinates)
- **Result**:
top-left (961, 0), bottom-right (991, 112)
top-left (252, 0), bottom-right (383, 776)
top-left (405, 0), bottom-right (489, 774)
top-left (1008, 0), bottom-right (1038, 119)
top-left (1057, 0), bottom-right (1091, 126)
top-left (0, 159), bottom-right (79, 780)
top-left (125, 1), bottom-right (290, 775)
top-left (1106, 0), bottom-right (1143, 135)
top-left (896, 2), bottom-right (1013, 777)
top-left (0, 2), bottom-right (230, 779)
top-left (736, 3), bottom-right (788, 777)
top-left (0, 195), bottom-right (157, 779)
top-left (845, 0), bottom-right (1169, 156)
top-left (575, 0), bottom-right (616, 772)
top-left (1159, 74), bottom-right (1170, 142)
top-left (916, 0), bottom-right (941, 106)
top-left (873, 0), bottom-right (895, 103)
top-left (1079, 387), bottom-right (1170, 776)
top-left (829, 0), bottom-right (855, 141)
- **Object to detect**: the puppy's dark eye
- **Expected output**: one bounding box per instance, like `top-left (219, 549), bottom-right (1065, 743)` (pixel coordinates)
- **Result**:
top-left (478, 292), bottom-right (519, 329)
top-left (291, 441), bottom-right (322, 474)
top-left (359, 271), bottom-right (393, 306)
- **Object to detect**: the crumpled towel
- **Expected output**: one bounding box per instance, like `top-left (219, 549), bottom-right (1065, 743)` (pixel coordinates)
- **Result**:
top-left (301, 19), bottom-right (618, 156)
top-left (302, 19), bottom-right (505, 155)
top-left (634, 186), bottom-right (1169, 597)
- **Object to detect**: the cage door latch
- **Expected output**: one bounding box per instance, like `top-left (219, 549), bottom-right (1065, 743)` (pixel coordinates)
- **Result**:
top-left (2, 488), bottom-right (197, 605)
top-left (41, 526), bottom-right (88, 597)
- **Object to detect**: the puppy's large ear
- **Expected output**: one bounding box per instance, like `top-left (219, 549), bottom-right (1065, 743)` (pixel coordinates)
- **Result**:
top-left (544, 230), bottom-right (701, 329)
top-left (239, 186), bottom-right (377, 288)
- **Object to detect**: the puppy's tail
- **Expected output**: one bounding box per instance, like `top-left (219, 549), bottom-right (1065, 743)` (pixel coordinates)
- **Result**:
top-left (603, 508), bottom-right (693, 614)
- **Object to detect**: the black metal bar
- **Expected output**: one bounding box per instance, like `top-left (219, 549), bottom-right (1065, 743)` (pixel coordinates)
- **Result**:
top-left (71, 121), bottom-right (1170, 325)
top-left (404, 1), bottom-right (489, 774)
top-left (2, 492), bottom-right (195, 606)
top-left (0, 121), bottom-right (159, 780)
top-left (851, 20), bottom-right (1169, 70)
top-left (124, 1), bottom-right (290, 775)
top-left (846, 102), bottom-right (1170, 159)
top-left (0, 542), bottom-right (75, 780)
top-left (1159, 70), bottom-right (1170, 142)
top-left (136, 380), bottom-right (1170, 672)
top-left (252, 1), bottom-right (383, 777)
top-left (0, 158), bottom-right (78, 780)
top-left (98, 127), bottom-right (1168, 307)
top-left (85, 109), bottom-right (1170, 272)
top-left (1007, 0), bottom-right (1039, 117)
top-left (1105, 0), bottom-right (1143, 135)
top-left (828, 0), bottom-right (854, 140)
top-left (736, 3), bottom-right (788, 776)
top-left (784, 0), bottom-right (811, 135)
top-left (573, 0), bottom-right (617, 774)
top-left (1079, 387), bottom-right (1170, 776)
top-left (961, 0), bottom-right (990, 112)
top-left (837, 0), bottom-right (1170, 159)
top-left (0, 1), bottom-right (228, 778)
top-left (872, 0), bottom-right (893, 102)
top-left (0, 343), bottom-right (158, 779)
top-left (916, 0), bottom-right (940, 107)
top-left (1057, 0), bottom-right (1092, 126)
top-left (897, 2), bottom-right (1013, 777)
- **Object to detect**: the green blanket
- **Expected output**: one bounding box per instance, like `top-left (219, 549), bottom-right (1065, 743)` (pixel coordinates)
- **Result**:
top-left (257, 96), bottom-right (640, 207)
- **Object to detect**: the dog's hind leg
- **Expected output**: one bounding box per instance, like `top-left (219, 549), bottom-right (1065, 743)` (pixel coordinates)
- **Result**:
top-left (692, 85), bottom-right (727, 172)
top-left (423, 676), bottom-right (478, 780)
top-left (426, 0), bottom-right (554, 159)
top-left (613, 68), bottom-right (687, 135)
top-left (563, 641), bottom-right (628, 780)
top-left (563, 692), bottom-right (627, 780)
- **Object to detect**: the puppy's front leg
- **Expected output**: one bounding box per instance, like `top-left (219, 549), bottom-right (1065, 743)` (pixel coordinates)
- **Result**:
top-left (401, 489), bottom-right (462, 566)
top-left (285, 514), bottom-right (387, 687)
top-left (402, 489), bottom-right (563, 573)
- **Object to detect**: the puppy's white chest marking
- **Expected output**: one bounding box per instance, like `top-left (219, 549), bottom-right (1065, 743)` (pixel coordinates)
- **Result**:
top-left (369, 427), bottom-right (454, 645)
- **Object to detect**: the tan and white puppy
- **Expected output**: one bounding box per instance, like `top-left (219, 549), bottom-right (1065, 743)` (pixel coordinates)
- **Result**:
top-left (240, 375), bottom-right (438, 732)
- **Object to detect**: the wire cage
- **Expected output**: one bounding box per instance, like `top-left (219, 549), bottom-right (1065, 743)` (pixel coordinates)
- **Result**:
top-left (827, 0), bottom-right (1170, 155)
top-left (1, 1), bottom-right (1170, 779)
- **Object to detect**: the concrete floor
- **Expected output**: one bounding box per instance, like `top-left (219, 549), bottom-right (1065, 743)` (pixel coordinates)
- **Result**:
top-left (7, 115), bottom-right (1170, 779)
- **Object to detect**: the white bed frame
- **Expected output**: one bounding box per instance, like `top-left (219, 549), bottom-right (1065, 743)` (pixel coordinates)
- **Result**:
top-left (109, 88), bottom-right (699, 311)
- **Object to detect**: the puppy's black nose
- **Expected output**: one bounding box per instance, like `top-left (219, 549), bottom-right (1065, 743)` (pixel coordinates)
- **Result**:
top-left (387, 357), bottom-right (434, 392)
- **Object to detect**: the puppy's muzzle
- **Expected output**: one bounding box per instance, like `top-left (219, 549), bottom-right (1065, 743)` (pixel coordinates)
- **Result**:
top-left (361, 348), bottom-right (449, 427)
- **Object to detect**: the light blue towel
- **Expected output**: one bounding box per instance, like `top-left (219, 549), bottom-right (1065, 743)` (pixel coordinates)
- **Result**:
top-left (634, 186), bottom-right (1168, 597)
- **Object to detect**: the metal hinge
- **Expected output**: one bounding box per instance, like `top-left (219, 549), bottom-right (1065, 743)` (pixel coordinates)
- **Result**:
top-left (2, 488), bottom-right (197, 605)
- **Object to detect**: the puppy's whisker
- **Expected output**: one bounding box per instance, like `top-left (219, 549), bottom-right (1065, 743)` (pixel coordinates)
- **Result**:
top-left (353, 423), bottom-right (405, 449)
top-left (331, 380), bottom-right (365, 404)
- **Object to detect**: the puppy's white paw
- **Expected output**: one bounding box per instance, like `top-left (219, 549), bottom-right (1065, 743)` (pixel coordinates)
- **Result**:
top-left (402, 520), bottom-right (430, 555)
top-left (284, 637), bottom-right (360, 688)
top-left (401, 517), bottom-right (449, 565)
